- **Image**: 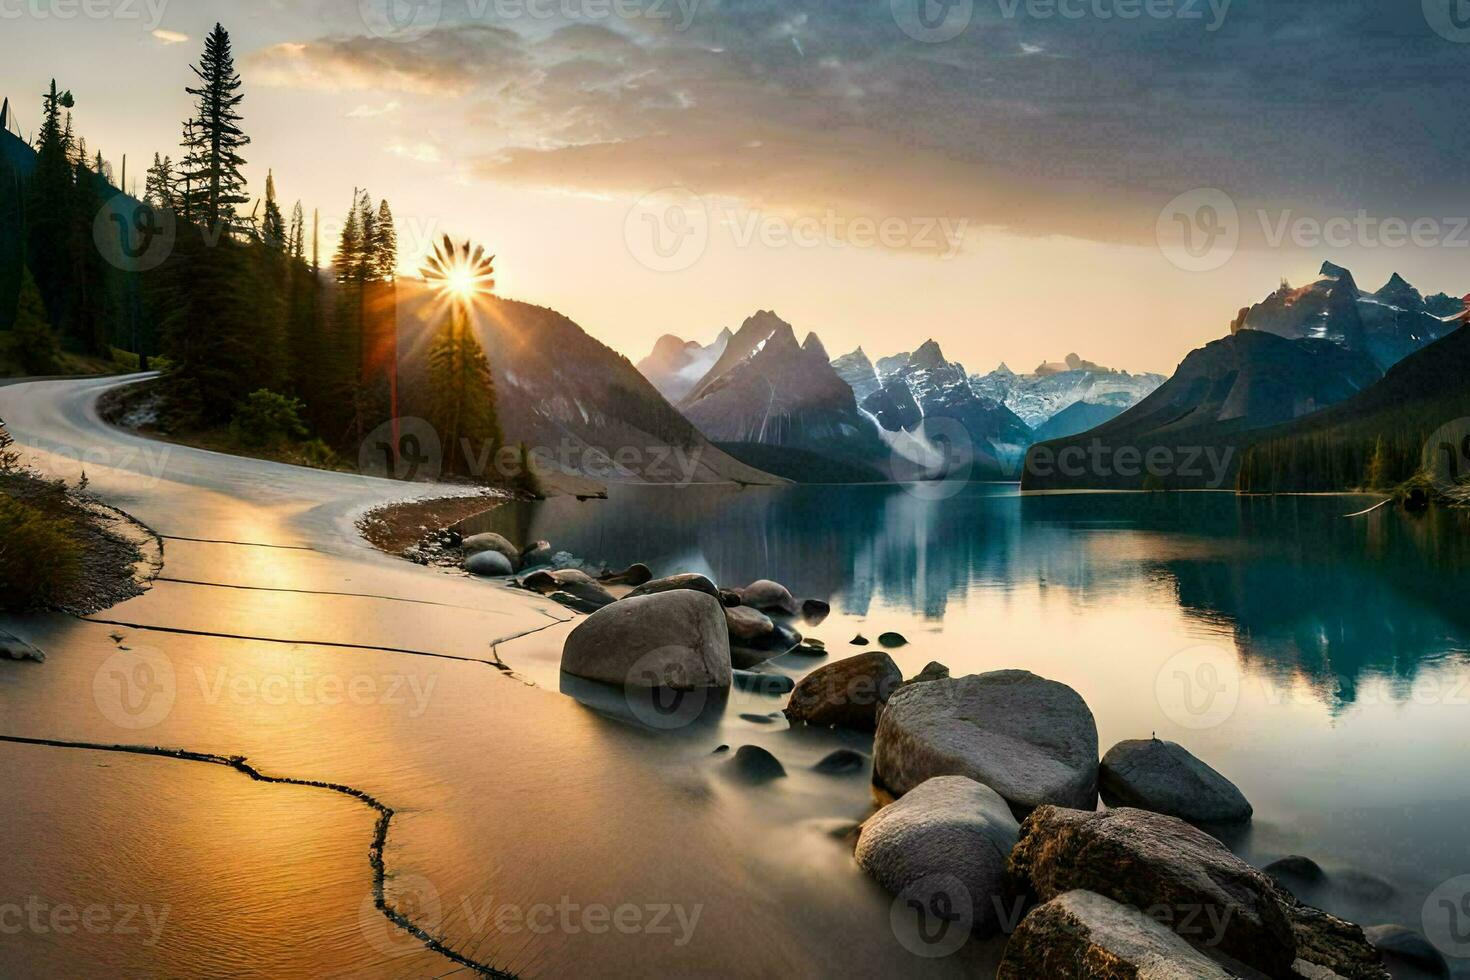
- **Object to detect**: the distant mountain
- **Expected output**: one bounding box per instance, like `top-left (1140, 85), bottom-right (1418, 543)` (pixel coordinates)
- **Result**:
top-left (1238, 322), bottom-right (1470, 493)
top-left (1233, 261), bottom-right (1463, 370)
top-left (971, 358), bottom-right (1165, 429)
top-left (1031, 402), bottom-right (1127, 442)
top-left (636, 329), bottom-right (730, 403)
top-left (1023, 330), bottom-right (1384, 490)
top-left (396, 287), bottom-right (783, 487)
top-left (831, 347), bottom-right (881, 402)
top-left (678, 310), bottom-right (888, 467)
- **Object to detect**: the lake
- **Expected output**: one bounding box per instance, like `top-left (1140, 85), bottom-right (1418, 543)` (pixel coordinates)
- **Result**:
top-left (478, 482), bottom-right (1470, 966)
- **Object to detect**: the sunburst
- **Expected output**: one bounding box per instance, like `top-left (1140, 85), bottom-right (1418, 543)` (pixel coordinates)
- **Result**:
top-left (421, 235), bottom-right (496, 305)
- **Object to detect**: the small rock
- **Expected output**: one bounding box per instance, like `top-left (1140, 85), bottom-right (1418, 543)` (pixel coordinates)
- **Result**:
top-left (801, 599), bottom-right (831, 624)
top-left (739, 580), bottom-right (799, 615)
top-left (731, 670), bottom-right (795, 696)
top-left (718, 589), bottom-right (743, 608)
top-left (814, 749), bottom-right (869, 775)
top-left (790, 640), bottom-right (829, 658)
top-left (1099, 738), bottom-right (1253, 824)
top-left (1365, 925), bottom-right (1448, 977)
top-left (878, 632), bottom-right (908, 648)
top-left (520, 540), bottom-right (554, 566)
top-left (727, 745), bottom-right (786, 784)
top-left (524, 569), bottom-right (617, 609)
top-left (905, 662), bottom-right (949, 686)
top-left (0, 629), bottom-right (45, 663)
top-left (463, 532), bottom-right (520, 567)
top-left (1336, 870), bottom-right (1396, 904)
top-left (850, 634), bottom-right (870, 647)
top-left (1266, 855), bottom-right (1327, 887)
top-left (464, 550), bottom-right (515, 577)
top-left (998, 890), bottom-right (1236, 980)
top-left (628, 573), bottom-right (721, 601)
top-left (725, 606), bottom-right (802, 668)
top-left (856, 776), bottom-right (1020, 936)
top-left (783, 651), bottom-right (903, 732)
top-left (601, 563), bottom-right (654, 587)
top-left (549, 592), bottom-right (608, 615)
top-left (560, 591), bottom-right (732, 690)
top-left (712, 745), bottom-right (730, 755)
top-left (739, 713), bottom-right (778, 725)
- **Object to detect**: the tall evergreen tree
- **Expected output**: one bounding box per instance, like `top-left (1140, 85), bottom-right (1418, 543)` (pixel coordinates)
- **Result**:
top-left (288, 202), bottom-right (305, 262)
top-left (373, 200), bottom-right (398, 281)
top-left (144, 153), bottom-right (176, 209)
top-left (12, 268), bottom-right (62, 374)
top-left (26, 81), bottom-right (76, 334)
top-left (420, 237), bottom-right (502, 477)
top-left (261, 170), bottom-right (286, 251)
top-left (179, 24), bottom-right (250, 235)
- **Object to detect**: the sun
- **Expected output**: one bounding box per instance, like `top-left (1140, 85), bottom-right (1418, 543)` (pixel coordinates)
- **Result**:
top-left (421, 235), bottom-right (496, 306)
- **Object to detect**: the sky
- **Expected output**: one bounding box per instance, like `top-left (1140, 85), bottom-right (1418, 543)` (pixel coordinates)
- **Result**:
top-left (4, 0), bottom-right (1470, 375)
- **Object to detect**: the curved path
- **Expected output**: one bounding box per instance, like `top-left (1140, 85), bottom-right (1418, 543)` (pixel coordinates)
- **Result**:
top-left (0, 376), bottom-right (995, 978)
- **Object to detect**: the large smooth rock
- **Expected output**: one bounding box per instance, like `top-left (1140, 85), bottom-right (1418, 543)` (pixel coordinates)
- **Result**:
top-left (464, 550), bottom-right (514, 577)
top-left (1006, 806), bottom-right (1297, 977)
top-left (725, 606), bottom-right (801, 668)
top-left (739, 580), bottom-right (799, 615)
top-left (463, 532), bottom-right (519, 565)
top-left (998, 890), bottom-right (1236, 979)
top-left (627, 573), bottom-right (721, 601)
top-left (783, 651), bottom-right (902, 732)
top-left (855, 776), bottom-right (1021, 935)
top-left (873, 670), bottom-right (1099, 813)
top-left (561, 591), bottom-right (732, 689)
top-left (1100, 739), bottom-right (1253, 825)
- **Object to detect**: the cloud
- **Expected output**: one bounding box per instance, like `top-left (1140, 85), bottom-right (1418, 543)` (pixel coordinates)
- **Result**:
top-left (388, 141), bottom-right (443, 164)
top-left (151, 29), bottom-right (189, 45)
top-left (246, 2), bottom-right (1470, 246)
top-left (347, 101), bottom-right (402, 118)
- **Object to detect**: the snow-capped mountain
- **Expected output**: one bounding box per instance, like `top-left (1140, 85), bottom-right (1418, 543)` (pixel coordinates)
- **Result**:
top-left (831, 347), bottom-right (882, 402)
top-left (971, 356), bottom-right (1166, 430)
top-left (636, 329), bottom-right (732, 403)
top-left (1232, 261), bottom-right (1464, 370)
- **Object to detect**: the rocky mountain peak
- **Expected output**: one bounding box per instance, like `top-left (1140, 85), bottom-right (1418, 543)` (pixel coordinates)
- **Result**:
top-left (802, 332), bottom-right (829, 360)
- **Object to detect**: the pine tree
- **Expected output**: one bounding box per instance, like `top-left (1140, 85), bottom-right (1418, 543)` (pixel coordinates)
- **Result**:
top-left (427, 307), bottom-right (502, 477)
top-left (261, 170), bottom-right (286, 251)
top-left (144, 153), bottom-right (176, 209)
top-left (288, 202), bottom-right (305, 262)
top-left (26, 81), bottom-right (76, 333)
top-left (372, 200), bottom-right (398, 281)
top-left (12, 267), bottom-right (62, 374)
top-left (179, 24), bottom-right (250, 235)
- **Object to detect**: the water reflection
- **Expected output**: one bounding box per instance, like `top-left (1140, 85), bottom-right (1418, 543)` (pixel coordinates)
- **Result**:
top-left (467, 485), bottom-right (1470, 711)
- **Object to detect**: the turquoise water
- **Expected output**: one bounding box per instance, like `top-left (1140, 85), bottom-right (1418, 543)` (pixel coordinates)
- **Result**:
top-left (483, 483), bottom-right (1470, 966)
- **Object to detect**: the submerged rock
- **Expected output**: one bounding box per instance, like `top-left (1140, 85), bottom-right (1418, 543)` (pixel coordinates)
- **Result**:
top-left (731, 670), bottom-right (795, 696)
top-left (725, 607), bottom-right (802, 668)
top-left (814, 749), bottom-right (869, 775)
top-left (1266, 855), bottom-right (1327, 888)
top-left (0, 629), bottom-right (45, 663)
top-left (873, 670), bottom-right (1099, 814)
top-left (464, 550), bottom-right (515, 577)
top-left (855, 776), bottom-right (1020, 936)
top-left (784, 651), bottom-right (903, 732)
top-left (739, 580), bottom-right (799, 615)
top-left (601, 563), bottom-right (654, 587)
top-left (727, 745), bottom-right (786, 784)
top-left (998, 890), bottom-right (1236, 980)
top-left (878, 632), bottom-right (909, 648)
top-left (850, 634), bottom-right (870, 647)
top-left (1099, 738), bottom-right (1253, 824)
top-left (1006, 806), bottom-right (1296, 977)
top-left (1364, 925), bottom-right (1448, 977)
top-left (561, 591), bottom-right (732, 690)
top-left (524, 569), bottom-right (616, 609)
top-left (801, 598), bottom-right (831, 624)
top-left (627, 573), bottom-right (721, 601)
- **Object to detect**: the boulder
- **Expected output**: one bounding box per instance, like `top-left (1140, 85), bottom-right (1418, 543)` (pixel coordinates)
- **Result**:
top-left (627, 573), bottom-right (721, 601)
top-left (560, 591), bottom-right (732, 689)
top-left (464, 550), bottom-right (515, 577)
top-left (1281, 903), bottom-right (1390, 980)
top-left (524, 569), bottom-right (617, 609)
top-left (1099, 739), bottom-right (1253, 824)
top-left (855, 776), bottom-right (1020, 935)
top-left (725, 606), bottom-right (802, 668)
top-left (520, 540), bottom-right (554, 566)
top-left (1364, 925), bottom-right (1447, 977)
top-left (873, 670), bottom-right (1100, 813)
top-left (1005, 806), bottom-right (1297, 977)
top-left (601, 563), bottom-right (654, 587)
top-left (1266, 856), bottom-right (1326, 888)
top-left (999, 890), bottom-right (1236, 979)
top-left (783, 651), bottom-right (903, 732)
top-left (801, 598), bottom-right (831, 624)
top-left (463, 532), bottom-right (520, 566)
top-left (814, 749), bottom-right (869, 775)
top-left (905, 662), bottom-right (950, 686)
top-left (739, 580), bottom-right (799, 615)
top-left (727, 745), bottom-right (786, 784)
